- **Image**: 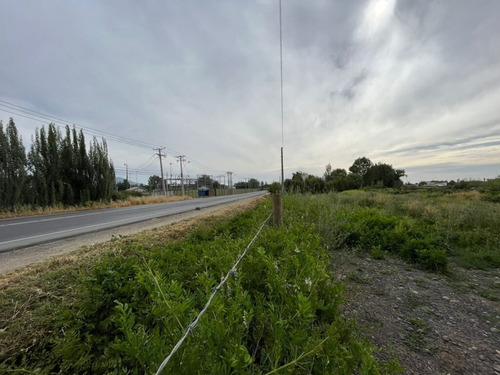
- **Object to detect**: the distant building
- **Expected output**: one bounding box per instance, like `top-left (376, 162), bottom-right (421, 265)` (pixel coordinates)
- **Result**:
top-left (425, 181), bottom-right (447, 187)
top-left (126, 186), bottom-right (148, 194)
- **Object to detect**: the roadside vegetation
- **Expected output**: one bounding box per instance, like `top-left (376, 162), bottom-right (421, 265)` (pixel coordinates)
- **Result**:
top-left (0, 197), bottom-right (399, 374)
top-left (1, 183), bottom-right (498, 373)
top-left (286, 187), bottom-right (499, 271)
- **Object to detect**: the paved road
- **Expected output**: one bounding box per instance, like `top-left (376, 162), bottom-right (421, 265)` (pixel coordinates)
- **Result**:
top-left (0, 191), bottom-right (267, 253)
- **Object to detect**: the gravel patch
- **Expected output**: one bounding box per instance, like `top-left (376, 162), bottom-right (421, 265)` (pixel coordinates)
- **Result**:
top-left (334, 252), bottom-right (500, 374)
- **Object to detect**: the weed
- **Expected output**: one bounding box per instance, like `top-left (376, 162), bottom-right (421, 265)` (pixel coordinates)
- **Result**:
top-left (370, 245), bottom-right (388, 260)
top-left (478, 289), bottom-right (499, 301)
top-left (347, 272), bottom-right (371, 284)
top-left (405, 317), bottom-right (436, 354)
top-left (404, 294), bottom-right (424, 310)
top-left (374, 289), bottom-right (389, 297)
top-left (405, 330), bottom-right (428, 352)
top-left (414, 278), bottom-right (429, 289)
top-left (408, 317), bottom-right (428, 329)
top-left (421, 306), bottom-right (436, 315)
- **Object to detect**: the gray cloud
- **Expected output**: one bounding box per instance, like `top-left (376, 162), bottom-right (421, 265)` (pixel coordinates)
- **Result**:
top-left (0, 0), bottom-right (499, 184)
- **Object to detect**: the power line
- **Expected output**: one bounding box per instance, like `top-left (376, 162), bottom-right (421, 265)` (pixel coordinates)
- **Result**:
top-left (133, 154), bottom-right (159, 171)
top-left (0, 99), bottom-right (235, 178)
top-left (0, 100), bottom-right (161, 149)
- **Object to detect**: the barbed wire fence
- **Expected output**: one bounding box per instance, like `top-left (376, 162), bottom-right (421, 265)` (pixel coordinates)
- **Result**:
top-left (154, 212), bottom-right (273, 375)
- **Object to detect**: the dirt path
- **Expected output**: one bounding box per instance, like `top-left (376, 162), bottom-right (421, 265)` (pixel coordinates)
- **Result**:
top-left (0, 197), bottom-right (264, 274)
top-left (333, 251), bottom-right (500, 374)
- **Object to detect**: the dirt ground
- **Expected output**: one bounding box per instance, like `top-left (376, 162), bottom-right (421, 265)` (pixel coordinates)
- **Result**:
top-left (333, 251), bottom-right (500, 374)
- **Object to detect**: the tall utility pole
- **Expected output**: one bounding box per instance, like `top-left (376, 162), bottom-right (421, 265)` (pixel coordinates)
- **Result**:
top-left (154, 147), bottom-right (166, 196)
top-left (176, 156), bottom-right (186, 196)
top-left (169, 163), bottom-right (172, 192)
top-left (124, 163), bottom-right (129, 181)
top-left (227, 172), bottom-right (233, 194)
top-left (279, 0), bottom-right (285, 192)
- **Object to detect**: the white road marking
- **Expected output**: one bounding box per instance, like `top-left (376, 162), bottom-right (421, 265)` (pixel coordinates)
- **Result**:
top-left (0, 207), bottom-right (188, 246)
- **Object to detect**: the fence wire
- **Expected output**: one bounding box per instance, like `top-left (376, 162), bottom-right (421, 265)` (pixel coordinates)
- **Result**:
top-left (154, 212), bottom-right (273, 375)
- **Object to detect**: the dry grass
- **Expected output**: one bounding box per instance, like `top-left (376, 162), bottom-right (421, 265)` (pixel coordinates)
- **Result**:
top-left (448, 190), bottom-right (482, 200)
top-left (0, 195), bottom-right (191, 219)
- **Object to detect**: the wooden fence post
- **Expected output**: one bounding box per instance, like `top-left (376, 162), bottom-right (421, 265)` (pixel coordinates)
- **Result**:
top-left (272, 191), bottom-right (282, 228)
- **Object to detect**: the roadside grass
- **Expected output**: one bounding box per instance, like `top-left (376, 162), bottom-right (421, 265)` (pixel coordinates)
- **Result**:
top-left (0, 195), bottom-right (191, 219)
top-left (3, 189), bottom-right (494, 373)
top-left (284, 189), bottom-right (500, 272)
top-left (0, 197), bottom-right (397, 374)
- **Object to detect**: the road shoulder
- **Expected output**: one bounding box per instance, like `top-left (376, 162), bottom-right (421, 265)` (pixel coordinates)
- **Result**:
top-left (0, 196), bottom-right (264, 274)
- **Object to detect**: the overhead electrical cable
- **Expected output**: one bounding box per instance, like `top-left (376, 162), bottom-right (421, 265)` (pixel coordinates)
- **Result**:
top-left (0, 100), bottom-right (161, 149)
top-left (0, 99), bottom-right (231, 177)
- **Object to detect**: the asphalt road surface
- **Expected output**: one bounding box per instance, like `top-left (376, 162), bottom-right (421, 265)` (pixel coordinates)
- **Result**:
top-left (0, 191), bottom-right (267, 253)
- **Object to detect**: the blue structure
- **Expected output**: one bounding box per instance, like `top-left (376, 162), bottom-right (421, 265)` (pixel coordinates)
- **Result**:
top-left (198, 186), bottom-right (210, 197)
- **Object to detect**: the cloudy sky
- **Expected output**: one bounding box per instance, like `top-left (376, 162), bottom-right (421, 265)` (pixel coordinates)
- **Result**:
top-left (1, 0), bottom-right (499, 184)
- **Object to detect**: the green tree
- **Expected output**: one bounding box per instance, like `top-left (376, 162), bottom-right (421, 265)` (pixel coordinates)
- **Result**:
top-left (27, 124), bottom-right (114, 206)
top-left (324, 163), bottom-right (333, 181)
top-left (364, 163), bottom-right (405, 188)
top-left (47, 124), bottom-right (63, 205)
top-left (0, 119), bottom-right (27, 211)
top-left (247, 178), bottom-right (260, 189)
top-left (89, 137), bottom-right (114, 202)
top-left (197, 174), bottom-right (213, 188)
top-left (346, 173), bottom-right (363, 189)
top-left (148, 175), bottom-right (162, 192)
top-left (305, 175), bottom-right (325, 194)
top-left (0, 121), bottom-right (7, 208)
top-left (61, 126), bottom-right (75, 205)
top-left (28, 127), bottom-right (48, 207)
top-left (284, 172), bottom-right (307, 193)
top-left (117, 179), bottom-right (131, 191)
top-left (77, 129), bottom-right (91, 203)
top-left (324, 165), bottom-right (350, 192)
top-left (349, 157), bottom-right (373, 185)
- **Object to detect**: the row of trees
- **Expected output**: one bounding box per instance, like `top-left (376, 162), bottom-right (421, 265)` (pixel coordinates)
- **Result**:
top-left (0, 118), bottom-right (115, 211)
top-left (284, 157), bottom-right (405, 193)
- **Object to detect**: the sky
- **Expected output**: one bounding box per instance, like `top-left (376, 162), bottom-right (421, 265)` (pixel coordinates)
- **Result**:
top-left (1, 0), bottom-right (499, 184)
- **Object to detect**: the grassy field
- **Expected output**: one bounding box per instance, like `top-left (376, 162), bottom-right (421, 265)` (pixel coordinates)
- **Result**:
top-left (287, 189), bottom-right (499, 271)
top-left (1, 189), bottom-right (498, 374)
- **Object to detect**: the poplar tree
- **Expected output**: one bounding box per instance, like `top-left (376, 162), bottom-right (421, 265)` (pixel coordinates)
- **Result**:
top-left (61, 126), bottom-right (75, 205)
top-left (47, 124), bottom-right (63, 205)
top-left (0, 119), bottom-right (27, 211)
top-left (28, 127), bottom-right (49, 207)
top-left (0, 121), bottom-right (8, 208)
top-left (9, 118), bottom-right (115, 209)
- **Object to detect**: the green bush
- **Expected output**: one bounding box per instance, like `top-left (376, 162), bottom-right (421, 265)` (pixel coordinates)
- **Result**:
top-left (282, 193), bottom-right (457, 272)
